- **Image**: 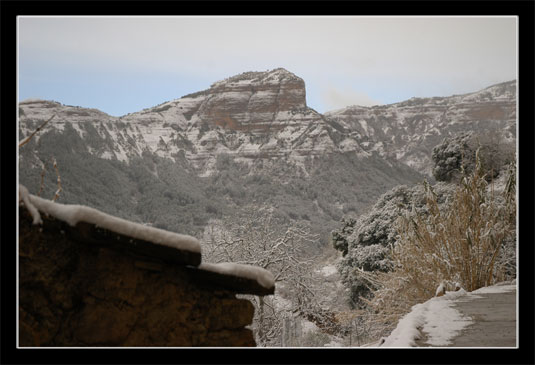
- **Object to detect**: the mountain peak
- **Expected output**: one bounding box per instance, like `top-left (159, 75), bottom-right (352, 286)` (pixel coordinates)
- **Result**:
top-left (266, 67), bottom-right (299, 77)
top-left (210, 68), bottom-right (302, 89)
top-left (176, 68), bottom-right (308, 131)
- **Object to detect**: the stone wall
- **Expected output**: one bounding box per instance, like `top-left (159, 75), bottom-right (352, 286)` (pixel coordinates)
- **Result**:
top-left (19, 205), bottom-right (266, 347)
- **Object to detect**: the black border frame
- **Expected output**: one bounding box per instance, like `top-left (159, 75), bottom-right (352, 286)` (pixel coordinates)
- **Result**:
top-left (2, 1), bottom-right (534, 364)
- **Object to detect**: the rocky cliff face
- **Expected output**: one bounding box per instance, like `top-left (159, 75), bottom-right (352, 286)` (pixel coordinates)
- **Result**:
top-left (191, 68), bottom-right (307, 130)
top-left (324, 80), bottom-right (516, 176)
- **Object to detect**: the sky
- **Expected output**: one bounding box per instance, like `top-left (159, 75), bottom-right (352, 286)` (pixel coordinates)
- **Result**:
top-left (18, 16), bottom-right (517, 117)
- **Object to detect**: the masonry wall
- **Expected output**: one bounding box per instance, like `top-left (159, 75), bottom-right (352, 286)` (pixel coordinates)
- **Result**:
top-left (18, 207), bottom-right (256, 347)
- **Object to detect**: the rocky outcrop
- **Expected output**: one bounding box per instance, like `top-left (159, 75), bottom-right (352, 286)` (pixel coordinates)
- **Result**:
top-left (195, 68), bottom-right (307, 131)
top-left (18, 200), bottom-right (274, 347)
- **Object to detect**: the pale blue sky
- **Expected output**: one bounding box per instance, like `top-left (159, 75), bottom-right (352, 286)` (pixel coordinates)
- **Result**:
top-left (18, 16), bottom-right (517, 117)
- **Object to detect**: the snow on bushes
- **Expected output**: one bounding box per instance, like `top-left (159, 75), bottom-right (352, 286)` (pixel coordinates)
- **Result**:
top-left (333, 182), bottom-right (455, 307)
top-left (334, 130), bottom-right (516, 312)
top-left (354, 155), bottom-right (516, 339)
top-left (432, 130), bottom-right (515, 183)
top-left (431, 132), bottom-right (474, 182)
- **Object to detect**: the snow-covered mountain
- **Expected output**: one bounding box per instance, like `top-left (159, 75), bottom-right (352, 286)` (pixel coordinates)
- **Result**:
top-left (18, 69), bottom-right (515, 242)
top-left (19, 71), bottom-right (516, 179)
top-left (19, 68), bottom-right (369, 177)
top-left (324, 80), bottom-right (516, 176)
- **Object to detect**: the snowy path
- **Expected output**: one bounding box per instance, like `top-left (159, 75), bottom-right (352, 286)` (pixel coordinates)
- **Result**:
top-left (439, 287), bottom-right (516, 347)
top-left (381, 283), bottom-right (517, 347)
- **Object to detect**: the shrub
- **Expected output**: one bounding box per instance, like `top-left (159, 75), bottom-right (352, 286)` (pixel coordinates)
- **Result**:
top-left (331, 217), bottom-right (356, 256)
top-left (432, 130), bottom-right (515, 182)
top-left (333, 182), bottom-right (455, 307)
top-left (359, 152), bottom-right (516, 334)
top-left (431, 132), bottom-right (473, 182)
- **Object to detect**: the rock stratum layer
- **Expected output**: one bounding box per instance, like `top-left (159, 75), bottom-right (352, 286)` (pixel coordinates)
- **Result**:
top-left (190, 68), bottom-right (307, 130)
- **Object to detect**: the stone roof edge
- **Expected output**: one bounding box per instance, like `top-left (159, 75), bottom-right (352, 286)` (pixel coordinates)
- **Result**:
top-left (19, 196), bottom-right (274, 297)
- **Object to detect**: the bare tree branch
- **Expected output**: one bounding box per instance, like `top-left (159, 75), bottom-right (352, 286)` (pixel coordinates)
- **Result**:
top-left (52, 157), bottom-right (62, 201)
top-left (19, 114), bottom-right (56, 148)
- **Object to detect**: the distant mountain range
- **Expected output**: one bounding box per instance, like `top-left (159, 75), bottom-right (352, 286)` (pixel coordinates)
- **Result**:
top-left (325, 79), bottom-right (516, 176)
top-left (18, 68), bottom-right (516, 245)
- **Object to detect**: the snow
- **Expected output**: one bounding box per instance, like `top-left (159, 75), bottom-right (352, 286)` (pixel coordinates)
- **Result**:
top-left (19, 185), bottom-right (43, 225)
top-left (100, 151), bottom-right (113, 160)
top-left (114, 144), bottom-right (129, 163)
top-left (20, 185), bottom-right (201, 253)
top-left (381, 282), bottom-right (517, 347)
top-left (472, 284), bottom-right (516, 294)
top-left (420, 294), bottom-right (473, 346)
top-left (199, 262), bottom-right (275, 290)
top-left (382, 289), bottom-right (474, 347)
top-left (323, 339), bottom-right (345, 347)
top-left (317, 264), bottom-right (338, 277)
top-left (277, 126), bottom-right (301, 141)
top-left (301, 318), bottom-right (320, 333)
top-left (54, 121), bottom-right (65, 132)
top-left (71, 122), bottom-right (87, 139)
top-left (381, 302), bottom-right (428, 347)
top-left (435, 282), bottom-right (445, 297)
top-left (339, 138), bottom-right (361, 152)
top-left (272, 291), bottom-right (293, 311)
top-left (358, 120), bottom-right (369, 135)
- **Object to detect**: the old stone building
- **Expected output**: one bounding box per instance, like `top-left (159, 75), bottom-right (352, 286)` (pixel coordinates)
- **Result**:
top-left (18, 186), bottom-right (274, 347)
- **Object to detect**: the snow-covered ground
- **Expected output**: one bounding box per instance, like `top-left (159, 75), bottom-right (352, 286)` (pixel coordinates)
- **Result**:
top-left (316, 264), bottom-right (338, 277)
top-left (380, 283), bottom-right (516, 347)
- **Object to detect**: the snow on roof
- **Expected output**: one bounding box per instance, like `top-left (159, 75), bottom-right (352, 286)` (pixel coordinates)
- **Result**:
top-left (199, 262), bottom-right (275, 290)
top-left (19, 185), bottom-right (201, 254)
top-left (19, 185), bottom-right (281, 293)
